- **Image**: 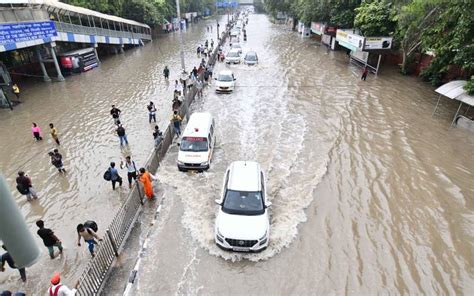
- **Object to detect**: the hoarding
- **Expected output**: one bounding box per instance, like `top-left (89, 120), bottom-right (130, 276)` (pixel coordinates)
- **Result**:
top-left (311, 22), bottom-right (323, 35)
top-left (364, 37), bottom-right (393, 50)
top-left (336, 30), bottom-right (364, 51)
top-left (0, 21), bottom-right (57, 45)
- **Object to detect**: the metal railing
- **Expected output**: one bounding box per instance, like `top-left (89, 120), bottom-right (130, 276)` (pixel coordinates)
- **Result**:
top-left (75, 29), bottom-right (227, 295)
top-left (54, 21), bottom-right (152, 41)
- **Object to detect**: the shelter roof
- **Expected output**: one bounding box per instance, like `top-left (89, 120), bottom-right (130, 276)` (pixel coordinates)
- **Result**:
top-left (435, 80), bottom-right (474, 107)
top-left (27, 0), bottom-right (150, 28)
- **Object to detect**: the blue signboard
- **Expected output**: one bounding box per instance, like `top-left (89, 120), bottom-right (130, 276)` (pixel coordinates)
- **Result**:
top-left (0, 21), bottom-right (57, 45)
top-left (216, 1), bottom-right (239, 8)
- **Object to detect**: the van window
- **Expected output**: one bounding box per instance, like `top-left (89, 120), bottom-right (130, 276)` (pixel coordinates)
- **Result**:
top-left (210, 124), bottom-right (214, 135)
top-left (180, 137), bottom-right (208, 152)
top-left (261, 172), bottom-right (265, 200)
top-left (208, 133), bottom-right (212, 148)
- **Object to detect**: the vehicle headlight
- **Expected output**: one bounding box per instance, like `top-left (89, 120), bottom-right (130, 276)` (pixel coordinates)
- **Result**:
top-left (177, 161), bottom-right (184, 165)
top-left (216, 228), bottom-right (224, 238)
top-left (259, 231), bottom-right (267, 241)
top-left (201, 161), bottom-right (209, 166)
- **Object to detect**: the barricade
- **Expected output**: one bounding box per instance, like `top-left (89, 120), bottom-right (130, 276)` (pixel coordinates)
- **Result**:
top-left (75, 26), bottom-right (229, 296)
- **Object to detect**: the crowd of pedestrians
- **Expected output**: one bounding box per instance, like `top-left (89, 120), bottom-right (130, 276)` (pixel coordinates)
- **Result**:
top-left (4, 20), bottom-right (223, 294)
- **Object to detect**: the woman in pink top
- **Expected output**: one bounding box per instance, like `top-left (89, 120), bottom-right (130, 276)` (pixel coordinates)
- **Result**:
top-left (32, 122), bottom-right (43, 141)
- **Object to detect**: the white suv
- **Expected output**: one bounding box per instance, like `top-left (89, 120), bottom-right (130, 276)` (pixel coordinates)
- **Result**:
top-left (214, 161), bottom-right (271, 252)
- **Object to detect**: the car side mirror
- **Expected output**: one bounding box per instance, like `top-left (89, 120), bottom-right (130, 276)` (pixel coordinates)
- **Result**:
top-left (234, 78), bottom-right (236, 81)
top-left (215, 199), bottom-right (221, 205)
top-left (266, 201), bottom-right (272, 208)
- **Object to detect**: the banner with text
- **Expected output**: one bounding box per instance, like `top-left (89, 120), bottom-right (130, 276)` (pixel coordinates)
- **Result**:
top-left (0, 21), bottom-right (57, 45)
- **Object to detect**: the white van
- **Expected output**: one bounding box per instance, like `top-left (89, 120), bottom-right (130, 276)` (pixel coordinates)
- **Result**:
top-left (177, 112), bottom-right (216, 171)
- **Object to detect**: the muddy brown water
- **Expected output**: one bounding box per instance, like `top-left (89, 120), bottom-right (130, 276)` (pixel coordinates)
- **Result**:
top-left (1, 14), bottom-right (473, 295)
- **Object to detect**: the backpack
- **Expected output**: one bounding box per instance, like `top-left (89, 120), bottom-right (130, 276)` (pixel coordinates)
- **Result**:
top-left (103, 168), bottom-right (112, 181)
top-left (16, 184), bottom-right (29, 195)
top-left (84, 220), bottom-right (98, 233)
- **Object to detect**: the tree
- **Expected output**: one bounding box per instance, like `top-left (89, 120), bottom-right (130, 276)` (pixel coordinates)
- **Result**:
top-left (354, 0), bottom-right (397, 36)
top-left (396, 0), bottom-right (440, 74)
top-left (420, 0), bottom-right (474, 85)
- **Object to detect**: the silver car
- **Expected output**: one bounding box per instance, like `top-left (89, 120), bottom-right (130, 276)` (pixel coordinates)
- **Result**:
top-left (244, 51), bottom-right (258, 65)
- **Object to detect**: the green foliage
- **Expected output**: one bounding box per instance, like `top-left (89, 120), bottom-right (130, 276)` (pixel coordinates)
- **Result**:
top-left (254, 0), bottom-right (266, 13)
top-left (61, 0), bottom-right (215, 27)
top-left (464, 76), bottom-right (474, 95)
top-left (419, 0), bottom-right (474, 83)
top-left (354, 0), bottom-right (397, 36)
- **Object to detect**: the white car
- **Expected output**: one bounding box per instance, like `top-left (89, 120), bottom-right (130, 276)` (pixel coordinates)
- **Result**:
top-left (214, 161), bottom-right (271, 252)
top-left (231, 43), bottom-right (243, 54)
top-left (225, 49), bottom-right (241, 64)
top-left (215, 70), bottom-right (236, 93)
top-left (230, 29), bottom-right (240, 37)
top-left (244, 51), bottom-right (258, 65)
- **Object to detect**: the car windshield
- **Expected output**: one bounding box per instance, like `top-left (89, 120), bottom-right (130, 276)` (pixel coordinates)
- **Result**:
top-left (227, 51), bottom-right (239, 57)
top-left (218, 74), bottom-right (233, 81)
top-left (232, 45), bottom-right (242, 49)
top-left (245, 54), bottom-right (257, 61)
top-left (222, 190), bottom-right (264, 215)
top-left (180, 137), bottom-right (208, 152)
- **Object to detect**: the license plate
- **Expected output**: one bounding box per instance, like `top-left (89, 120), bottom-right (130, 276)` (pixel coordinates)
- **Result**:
top-left (233, 247), bottom-right (250, 252)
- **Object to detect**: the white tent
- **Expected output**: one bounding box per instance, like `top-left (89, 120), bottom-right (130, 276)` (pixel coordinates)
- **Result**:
top-left (432, 80), bottom-right (474, 128)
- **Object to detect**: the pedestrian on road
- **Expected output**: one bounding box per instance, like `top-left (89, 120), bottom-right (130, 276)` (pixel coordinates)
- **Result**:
top-left (171, 111), bottom-right (182, 138)
top-left (361, 66), bottom-right (369, 81)
top-left (205, 39), bottom-right (209, 48)
top-left (12, 83), bottom-right (20, 100)
top-left (172, 97), bottom-right (182, 111)
top-left (174, 80), bottom-right (182, 96)
top-left (31, 122), bottom-right (43, 141)
top-left (36, 220), bottom-right (63, 259)
top-left (16, 171), bottom-right (38, 201)
top-left (138, 167), bottom-right (158, 200)
top-left (48, 272), bottom-right (77, 296)
top-left (163, 66), bottom-right (170, 80)
top-left (204, 68), bottom-right (210, 84)
top-left (116, 124), bottom-right (128, 146)
top-left (48, 149), bottom-right (66, 173)
top-left (1, 245), bottom-right (26, 282)
top-left (108, 162), bottom-right (122, 190)
top-left (110, 105), bottom-right (121, 125)
top-left (49, 123), bottom-right (60, 145)
top-left (211, 39), bottom-right (214, 48)
top-left (120, 156), bottom-right (138, 189)
top-left (196, 46), bottom-right (201, 57)
top-left (147, 101), bottom-right (157, 123)
top-left (196, 80), bottom-right (203, 98)
top-left (192, 67), bottom-right (198, 79)
top-left (153, 125), bottom-right (163, 147)
top-left (76, 224), bottom-right (102, 257)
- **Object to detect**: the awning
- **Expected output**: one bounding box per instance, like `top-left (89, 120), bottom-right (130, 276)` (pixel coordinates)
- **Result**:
top-left (432, 80), bottom-right (474, 129)
top-left (435, 80), bottom-right (474, 106)
top-left (28, 0), bottom-right (150, 29)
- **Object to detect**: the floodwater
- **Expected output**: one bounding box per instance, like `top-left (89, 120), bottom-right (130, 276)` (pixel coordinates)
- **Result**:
top-left (0, 16), bottom-right (224, 293)
top-left (1, 13), bottom-right (473, 295)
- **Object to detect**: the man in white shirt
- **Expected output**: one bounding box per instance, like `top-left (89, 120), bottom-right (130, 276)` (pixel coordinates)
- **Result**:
top-left (48, 272), bottom-right (77, 296)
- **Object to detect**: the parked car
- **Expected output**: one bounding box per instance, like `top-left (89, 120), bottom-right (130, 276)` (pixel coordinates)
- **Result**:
top-left (215, 70), bottom-right (236, 93)
top-left (225, 49), bottom-right (241, 64)
top-left (244, 51), bottom-right (258, 65)
top-left (214, 161), bottom-right (271, 252)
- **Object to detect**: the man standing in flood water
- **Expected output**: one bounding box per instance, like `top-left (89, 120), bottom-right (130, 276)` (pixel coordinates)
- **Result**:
top-left (110, 105), bottom-right (121, 125)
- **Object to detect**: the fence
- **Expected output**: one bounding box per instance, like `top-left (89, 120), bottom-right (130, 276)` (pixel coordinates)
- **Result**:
top-left (75, 26), bottom-right (230, 296)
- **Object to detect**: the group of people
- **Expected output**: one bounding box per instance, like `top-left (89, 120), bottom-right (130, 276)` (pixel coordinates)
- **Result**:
top-left (4, 19), bottom-right (225, 294)
top-left (196, 39), bottom-right (215, 58)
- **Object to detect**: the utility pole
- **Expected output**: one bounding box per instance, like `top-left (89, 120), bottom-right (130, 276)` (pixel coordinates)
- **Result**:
top-left (175, 0), bottom-right (186, 77)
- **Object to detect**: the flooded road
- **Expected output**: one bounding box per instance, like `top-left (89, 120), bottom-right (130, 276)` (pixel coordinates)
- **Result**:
top-left (1, 13), bottom-right (473, 295)
top-left (0, 17), bottom-right (223, 293)
top-left (125, 14), bottom-right (473, 295)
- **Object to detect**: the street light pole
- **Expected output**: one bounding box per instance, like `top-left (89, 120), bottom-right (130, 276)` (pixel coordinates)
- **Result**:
top-left (175, 0), bottom-right (186, 76)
